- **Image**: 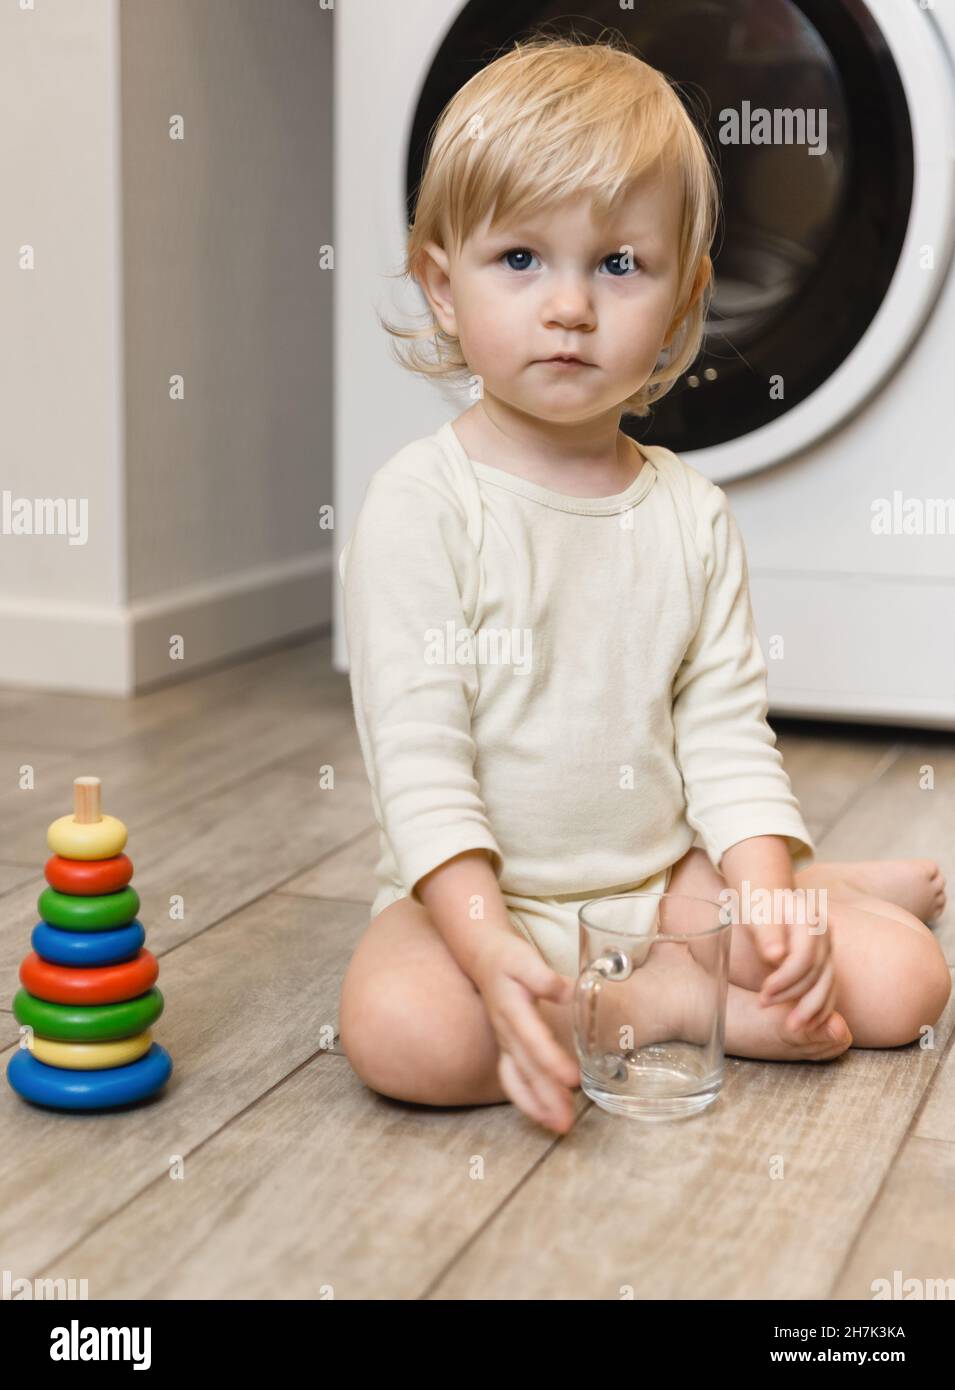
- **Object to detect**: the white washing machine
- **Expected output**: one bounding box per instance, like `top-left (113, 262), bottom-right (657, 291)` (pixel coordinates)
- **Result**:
top-left (333, 0), bottom-right (955, 727)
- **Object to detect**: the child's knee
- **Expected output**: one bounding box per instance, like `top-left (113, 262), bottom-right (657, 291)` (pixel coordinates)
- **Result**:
top-left (339, 965), bottom-right (499, 1105)
top-left (913, 946), bottom-right (953, 1034)
top-left (881, 942), bottom-right (951, 1046)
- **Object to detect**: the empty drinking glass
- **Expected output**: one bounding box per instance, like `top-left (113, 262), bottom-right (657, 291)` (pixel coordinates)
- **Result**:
top-left (575, 891), bottom-right (732, 1120)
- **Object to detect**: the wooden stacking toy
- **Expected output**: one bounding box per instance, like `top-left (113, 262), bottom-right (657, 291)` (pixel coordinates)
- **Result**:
top-left (6, 776), bottom-right (173, 1110)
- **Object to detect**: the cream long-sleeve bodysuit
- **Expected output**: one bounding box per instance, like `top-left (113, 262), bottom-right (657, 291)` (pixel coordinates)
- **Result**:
top-left (339, 419), bottom-right (814, 971)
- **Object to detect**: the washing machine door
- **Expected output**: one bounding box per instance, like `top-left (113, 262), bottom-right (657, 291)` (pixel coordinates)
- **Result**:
top-left (408, 0), bottom-right (955, 481)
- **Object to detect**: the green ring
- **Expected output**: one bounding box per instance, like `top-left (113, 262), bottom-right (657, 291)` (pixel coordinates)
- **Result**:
top-left (13, 987), bottom-right (164, 1042)
top-left (38, 885), bottom-right (140, 931)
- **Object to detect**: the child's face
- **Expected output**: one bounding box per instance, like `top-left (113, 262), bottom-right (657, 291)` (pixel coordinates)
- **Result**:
top-left (420, 160), bottom-right (693, 424)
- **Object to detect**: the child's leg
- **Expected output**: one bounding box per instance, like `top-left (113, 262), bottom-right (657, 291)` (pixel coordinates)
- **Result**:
top-left (668, 848), bottom-right (951, 1053)
top-left (339, 893), bottom-right (524, 1107)
top-left (338, 865), bottom-right (920, 1119)
top-left (338, 891), bottom-right (817, 1110)
top-left (794, 859), bottom-right (946, 925)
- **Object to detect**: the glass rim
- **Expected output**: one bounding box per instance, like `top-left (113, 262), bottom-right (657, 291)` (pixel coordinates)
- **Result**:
top-left (577, 889), bottom-right (731, 941)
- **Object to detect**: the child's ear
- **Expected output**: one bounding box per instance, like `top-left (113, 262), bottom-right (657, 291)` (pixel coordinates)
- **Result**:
top-left (415, 240), bottom-right (457, 338)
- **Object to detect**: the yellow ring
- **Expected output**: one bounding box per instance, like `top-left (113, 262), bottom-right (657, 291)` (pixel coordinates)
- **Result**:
top-left (26, 1030), bottom-right (152, 1070)
top-left (47, 813), bottom-right (128, 860)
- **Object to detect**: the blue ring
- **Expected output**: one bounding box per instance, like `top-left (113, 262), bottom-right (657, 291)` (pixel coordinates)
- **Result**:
top-left (30, 919), bottom-right (146, 968)
top-left (6, 1043), bottom-right (173, 1110)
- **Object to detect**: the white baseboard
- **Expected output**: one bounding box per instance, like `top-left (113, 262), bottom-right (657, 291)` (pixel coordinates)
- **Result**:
top-left (0, 550), bottom-right (334, 696)
top-left (755, 572), bottom-right (955, 731)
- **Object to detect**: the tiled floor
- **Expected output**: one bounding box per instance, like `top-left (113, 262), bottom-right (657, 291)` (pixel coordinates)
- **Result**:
top-left (0, 633), bottom-right (952, 1298)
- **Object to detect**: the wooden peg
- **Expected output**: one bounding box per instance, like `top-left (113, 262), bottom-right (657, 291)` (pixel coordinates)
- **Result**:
top-left (73, 776), bottom-right (102, 825)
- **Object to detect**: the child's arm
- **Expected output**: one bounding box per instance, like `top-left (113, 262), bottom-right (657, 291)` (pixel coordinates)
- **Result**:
top-left (720, 833), bottom-right (795, 963)
top-left (722, 832), bottom-right (836, 1032)
top-left (341, 465), bottom-right (505, 897)
top-left (671, 483), bottom-right (834, 1027)
top-left (670, 479), bottom-right (815, 884)
top-left (416, 848), bottom-right (578, 1135)
top-left (415, 848), bottom-right (515, 981)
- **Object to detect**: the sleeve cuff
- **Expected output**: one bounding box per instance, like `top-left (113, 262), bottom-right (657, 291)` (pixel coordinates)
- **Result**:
top-left (400, 831), bottom-right (505, 902)
top-left (692, 810), bottom-right (816, 877)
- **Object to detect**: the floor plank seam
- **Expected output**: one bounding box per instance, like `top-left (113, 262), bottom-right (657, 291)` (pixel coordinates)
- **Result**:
top-left (0, 682), bottom-right (337, 771)
top-left (149, 867), bottom-right (374, 975)
top-left (30, 1046), bottom-right (347, 1284)
top-left (899, 1010), bottom-right (955, 1143)
top-left (1, 697), bottom-right (356, 841)
top-left (415, 1118), bottom-right (592, 1300)
top-left (266, 821), bottom-right (379, 884)
top-left (76, 733), bottom-right (334, 825)
top-left (274, 891), bottom-right (373, 907)
top-left (3, 817), bottom-right (376, 990)
top-left (813, 741), bottom-right (903, 845)
top-left (828, 1020), bottom-right (955, 1295)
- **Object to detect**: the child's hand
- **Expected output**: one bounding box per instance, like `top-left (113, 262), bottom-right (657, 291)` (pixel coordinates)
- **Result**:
top-left (472, 935), bottom-right (580, 1134)
top-left (752, 904), bottom-right (837, 1033)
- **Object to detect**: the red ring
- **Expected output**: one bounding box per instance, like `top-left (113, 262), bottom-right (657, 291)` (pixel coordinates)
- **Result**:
top-left (44, 853), bottom-right (134, 896)
top-left (19, 949), bottom-right (158, 1005)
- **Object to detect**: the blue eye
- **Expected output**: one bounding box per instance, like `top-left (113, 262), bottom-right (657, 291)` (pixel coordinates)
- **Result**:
top-left (602, 252), bottom-right (639, 276)
top-left (499, 247), bottom-right (640, 274)
top-left (502, 248), bottom-right (538, 271)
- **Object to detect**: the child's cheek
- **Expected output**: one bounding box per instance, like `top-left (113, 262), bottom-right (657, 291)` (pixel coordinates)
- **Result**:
top-left (458, 298), bottom-right (519, 371)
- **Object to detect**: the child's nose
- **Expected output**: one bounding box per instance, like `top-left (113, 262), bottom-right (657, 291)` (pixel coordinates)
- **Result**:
top-left (543, 282), bottom-right (596, 329)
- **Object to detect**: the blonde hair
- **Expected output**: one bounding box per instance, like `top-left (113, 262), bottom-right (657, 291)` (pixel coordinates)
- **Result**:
top-left (381, 29), bottom-right (721, 418)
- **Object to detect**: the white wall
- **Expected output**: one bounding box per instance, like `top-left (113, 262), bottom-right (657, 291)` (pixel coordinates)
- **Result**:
top-left (0, 0), bottom-right (127, 687)
top-left (1, 0), bottom-right (333, 694)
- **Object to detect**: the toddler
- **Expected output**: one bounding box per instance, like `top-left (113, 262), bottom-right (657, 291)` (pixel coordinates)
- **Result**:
top-left (338, 33), bottom-right (950, 1134)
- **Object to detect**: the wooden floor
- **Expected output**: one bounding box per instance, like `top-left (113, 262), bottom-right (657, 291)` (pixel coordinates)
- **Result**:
top-left (1, 632), bottom-right (953, 1300)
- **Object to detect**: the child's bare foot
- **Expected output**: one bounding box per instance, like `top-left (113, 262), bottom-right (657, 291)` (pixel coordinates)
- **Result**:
top-left (798, 859), bottom-right (946, 924)
top-left (600, 967), bottom-right (852, 1063)
top-left (724, 983), bottom-right (853, 1062)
